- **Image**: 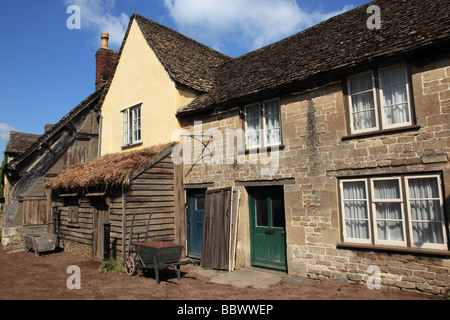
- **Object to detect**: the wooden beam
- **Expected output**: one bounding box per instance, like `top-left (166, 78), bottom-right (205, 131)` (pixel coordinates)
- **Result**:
top-left (235, 178), bottom-right (295, 187)
top-left (174, 163), bottom-right (186, 254)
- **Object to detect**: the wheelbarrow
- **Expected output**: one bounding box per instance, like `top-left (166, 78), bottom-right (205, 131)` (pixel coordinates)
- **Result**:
top-left (124, 241), bottom-right (200, 284)
top-left (23, 233), bottom-right (57, 256)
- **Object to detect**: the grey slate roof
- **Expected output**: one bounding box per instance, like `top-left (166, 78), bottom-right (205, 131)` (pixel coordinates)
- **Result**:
top-left (177, 0), bottom-right (450, 115)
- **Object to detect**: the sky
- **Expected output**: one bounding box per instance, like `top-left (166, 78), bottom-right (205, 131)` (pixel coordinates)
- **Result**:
top-left (0, 0), bottom-right (371, 158)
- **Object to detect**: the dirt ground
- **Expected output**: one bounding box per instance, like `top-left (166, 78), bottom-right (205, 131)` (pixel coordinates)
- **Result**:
top-left (0, 249), bottom-right (444, 301)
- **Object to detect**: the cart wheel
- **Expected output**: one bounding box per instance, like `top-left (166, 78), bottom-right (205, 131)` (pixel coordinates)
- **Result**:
top-left (125, 256), bottom-right (136, 276)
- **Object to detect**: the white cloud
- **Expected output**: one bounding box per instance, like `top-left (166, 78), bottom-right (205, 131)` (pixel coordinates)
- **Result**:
top-left (0, 123), bottom-right (15, 142)
top-left (164, 0), bottom-right (353, 54)
top-left (65, 0), bottom-right (129, 48)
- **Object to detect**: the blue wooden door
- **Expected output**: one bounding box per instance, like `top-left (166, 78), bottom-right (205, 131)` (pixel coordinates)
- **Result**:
top-left (186, 190), bottom-right (206, 259)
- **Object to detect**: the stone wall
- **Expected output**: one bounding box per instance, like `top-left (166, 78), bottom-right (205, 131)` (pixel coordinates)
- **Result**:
top-left (180, 54), bottom-right (450, 295)
top-left (1, 226), bottom-right (48, 253)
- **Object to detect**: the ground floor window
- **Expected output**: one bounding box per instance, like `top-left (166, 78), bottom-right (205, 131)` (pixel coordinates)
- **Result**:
top-left (339, 174), bottom-right (448, 250)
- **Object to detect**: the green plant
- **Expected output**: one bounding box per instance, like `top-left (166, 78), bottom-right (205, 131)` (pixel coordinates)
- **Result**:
top-left (98, 259), bottom-right (125, 275)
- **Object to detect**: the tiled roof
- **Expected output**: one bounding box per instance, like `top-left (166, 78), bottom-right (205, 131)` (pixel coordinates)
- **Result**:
top-left (134, 14), bottom-right (231, 93)
top-left (177, 0), bottom-right (450, 115)
top-left (5, 132), bottom-right (41, 155)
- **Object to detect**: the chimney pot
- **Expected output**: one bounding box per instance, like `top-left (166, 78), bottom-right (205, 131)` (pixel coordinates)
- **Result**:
top-left (95, 32), bottom-right (118, 90)
top-left (101, 32), bottom-right (109, 49)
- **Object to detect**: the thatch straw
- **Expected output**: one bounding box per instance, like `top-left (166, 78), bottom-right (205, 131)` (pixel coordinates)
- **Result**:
top-left (45, 142), bottom-right (176, 193)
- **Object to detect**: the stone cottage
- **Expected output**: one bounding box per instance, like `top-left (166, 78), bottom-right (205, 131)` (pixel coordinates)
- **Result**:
top-left (175, 0), bottom-right (450, 295)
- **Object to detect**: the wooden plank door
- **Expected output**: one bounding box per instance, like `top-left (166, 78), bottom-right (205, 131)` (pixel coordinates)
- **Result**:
top-left (186, 189), bottom-right (206, 259)
top-left (93, 198), bottom-right (110, 259)
top-left (248, 186), bottom-right (287, 271)
top-left (201, 188), bottom-right (239, 271)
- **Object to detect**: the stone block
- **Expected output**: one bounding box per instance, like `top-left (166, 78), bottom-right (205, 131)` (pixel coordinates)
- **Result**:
top-left (1, 237), bottom-right (11, 248)
top-left (395, 281), bottom-right (416, 290)
top-left (286, 226), bottom-right (305, 245)
top-left (421, 154), bottom-right (448, 164)
top-left (416, 283), bottom-right (442, 295)
top-left (440, 89), bottom-right (450, 101)
top-left (12, 236), bottom-right (23, 245)
top-left (423, 69), bottom-right (446, 82)
top-left (2, 227), bottom-right (18, 238)
top-left (322, 229), bottom-right (339, 245)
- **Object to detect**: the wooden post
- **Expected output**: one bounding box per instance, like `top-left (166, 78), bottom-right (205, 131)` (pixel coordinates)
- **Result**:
top-left (103, 221), bottom-right (111, 261)
top-left (121, 191), bottom-right (127, 262)
top-left (52, 205), bottom-right (58, 235)
top-left (174, 163), bottom-right (186, 255)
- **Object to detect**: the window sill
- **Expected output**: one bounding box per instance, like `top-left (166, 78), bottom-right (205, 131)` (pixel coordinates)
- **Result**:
top-left (337, 242), bottom-right (450, 257)
top-left (341, 125), bottom-right (421, 141)
top-left (121, 141), bottom-right (143, 150)
top-left (239, 144), bottom-right (285, 155)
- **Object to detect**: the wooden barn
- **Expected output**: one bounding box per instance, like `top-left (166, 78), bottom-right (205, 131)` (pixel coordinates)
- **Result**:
top-left (45, 142), bottom-right (185, 261)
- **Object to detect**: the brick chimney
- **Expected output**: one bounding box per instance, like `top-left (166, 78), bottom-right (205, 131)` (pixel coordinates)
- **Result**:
top-left (95, 33), bottom-right (119, 90)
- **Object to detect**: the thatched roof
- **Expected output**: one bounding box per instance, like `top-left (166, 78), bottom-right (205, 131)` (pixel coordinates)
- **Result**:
top-left (45, 142), bottom-right (176, 193)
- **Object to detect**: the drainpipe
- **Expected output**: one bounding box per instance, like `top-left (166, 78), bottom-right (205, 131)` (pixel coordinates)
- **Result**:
top-left (97, 110), bottom-right (103, 157)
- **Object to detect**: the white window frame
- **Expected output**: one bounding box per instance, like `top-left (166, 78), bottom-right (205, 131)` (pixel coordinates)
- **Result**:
top-left (370, 177), bottom-right (407, 247)
top-left (347, 71), bottom-right (379, 135)
top-left (347, 63), bottom-right (413, 135)
top-left (339, 175), bottom-right (448, 251)
top-left (340, 179), bottom-right (372, 244)
top-left (245, 103), bottom-right (262, 149)
top-left (262, 98), bottom-right (282, 148)
top-left (131, 106), bottom-right (141, 143)
top-left (378, 64), bottom-right (412, 130)
top-left (122, 103), bottom-right (142, 147)
top-left (245, 98), bottom-right (282, 149)
top-left (405, 175), bottom-right (448, 250)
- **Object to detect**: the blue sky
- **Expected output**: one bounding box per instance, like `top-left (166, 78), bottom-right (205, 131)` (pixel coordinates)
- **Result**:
top-left (0, 0), bottom-right (371, 157)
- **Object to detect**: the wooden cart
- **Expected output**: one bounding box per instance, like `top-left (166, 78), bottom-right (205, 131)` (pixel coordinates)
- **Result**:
top-left (124, 241), bottom-right (199, 284)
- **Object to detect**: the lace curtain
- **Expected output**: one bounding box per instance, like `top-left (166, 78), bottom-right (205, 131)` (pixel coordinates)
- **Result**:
top-left (408, 178), bottom-right (444, 245)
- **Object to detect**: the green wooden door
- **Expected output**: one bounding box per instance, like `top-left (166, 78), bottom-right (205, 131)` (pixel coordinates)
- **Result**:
top-left (249, 186), bottom-right (287, 271)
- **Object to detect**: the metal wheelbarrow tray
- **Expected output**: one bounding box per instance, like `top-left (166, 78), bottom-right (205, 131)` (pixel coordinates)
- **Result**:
top-left (125, 241), bottom-right (200, 284)
top-left (23, 233), bottom-right (57, 256)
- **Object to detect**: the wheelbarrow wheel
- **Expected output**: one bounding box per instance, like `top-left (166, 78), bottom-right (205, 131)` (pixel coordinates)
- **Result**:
top-left (125, 256), bottom-right (136, 276)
